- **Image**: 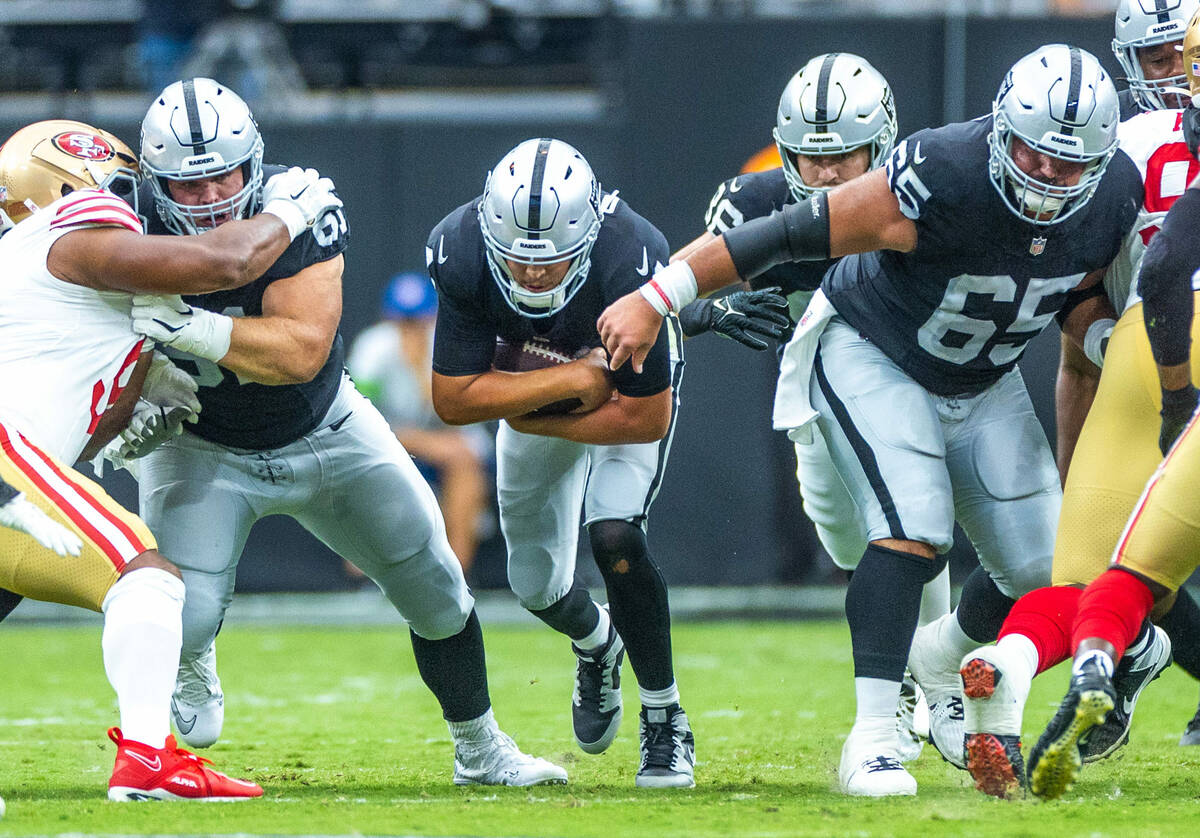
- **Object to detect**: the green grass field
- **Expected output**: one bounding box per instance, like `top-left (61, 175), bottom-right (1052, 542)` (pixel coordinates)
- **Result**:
top-left (3, 619), bottom-right (1199, 837)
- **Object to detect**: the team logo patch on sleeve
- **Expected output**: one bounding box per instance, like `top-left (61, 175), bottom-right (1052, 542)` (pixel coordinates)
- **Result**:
top-left (51, 132), bottom-right (115, 162)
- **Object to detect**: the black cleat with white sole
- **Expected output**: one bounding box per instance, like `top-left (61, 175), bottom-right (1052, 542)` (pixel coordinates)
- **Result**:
top-left (636, 704), bottom-right (695, 788)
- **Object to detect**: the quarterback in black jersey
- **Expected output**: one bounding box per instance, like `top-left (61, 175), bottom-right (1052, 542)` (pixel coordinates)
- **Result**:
top-left (429, 138), bottom-right (694, 788)
top-left (602, 45), bottom-right (1142, 797)
top-left (674, 53), bottom-right (951, 785)
top-left (125, 79), bottom-right (567, 787)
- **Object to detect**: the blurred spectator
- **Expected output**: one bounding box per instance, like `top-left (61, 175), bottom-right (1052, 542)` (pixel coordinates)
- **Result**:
top-left (348, 272), bottom-right (492, 574)
top-left (136, 0), bottom-right (224, 93)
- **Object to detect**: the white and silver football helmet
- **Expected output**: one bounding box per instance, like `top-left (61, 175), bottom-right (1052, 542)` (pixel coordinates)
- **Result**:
top-left (1113, 0), bottom-right (1197, 112)
top-left (478, 138), bottom-right (603, 318)
top-left (773, 53), bottom-right (897, 202)
top-left (988, 45), bottom-right (1120, 226)
top-left (139, 78), bottom-right (264, 235)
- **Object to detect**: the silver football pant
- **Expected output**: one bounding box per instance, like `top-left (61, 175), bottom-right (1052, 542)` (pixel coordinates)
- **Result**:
top-left (808, 318), bottom-right (1058, 598)
top-left (139, 375), bottom-right (473, 665)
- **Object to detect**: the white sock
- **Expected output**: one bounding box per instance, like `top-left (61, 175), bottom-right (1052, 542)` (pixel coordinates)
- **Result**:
top-left (575, 603), bottom-right (610, 654)
top-left (918, 565), bottom-right (952, 627)
top-left (447, 707), bottom-right (498, 745)
top-left (640, 682), bottom-right (680, 709)
top-left (995, 633), bottom-right (1039, 686)
top-left (1072, 649), bottom-right (1115, 679)
top-left (101, 567), bottom-right (185, 749)
top-left (854, 677), bottom-right (901, 724)
top-left (915, 610), bottom-right (978, 674)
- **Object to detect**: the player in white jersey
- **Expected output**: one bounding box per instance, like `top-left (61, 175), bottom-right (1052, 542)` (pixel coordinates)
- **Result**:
top-left (0, 118), bottom-right (340, 801)
top-left (951, 103), bottom-right (1196, 798)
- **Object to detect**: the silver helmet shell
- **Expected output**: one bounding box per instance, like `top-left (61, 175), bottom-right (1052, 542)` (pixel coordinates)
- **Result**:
top-left (772, 53), bottom-right (898, 203)
top-left (1113, 0), bottom-right (1197, 111)
top-left (478, 138), bottom-right (603, 318)
top-left (140, 78), bottom-right (264, 235)
top-left (988, 45), bottom-right (1120, 226)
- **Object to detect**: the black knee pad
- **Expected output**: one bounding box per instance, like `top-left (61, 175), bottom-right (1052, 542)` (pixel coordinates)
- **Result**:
top-left (588, 519), bottom-right (649, 577)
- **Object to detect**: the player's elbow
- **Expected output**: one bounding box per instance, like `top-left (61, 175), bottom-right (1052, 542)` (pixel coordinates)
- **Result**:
top-left (622, 397), bottom-right (671, 443)
top-left (432, 396), bottom-right (473, 426)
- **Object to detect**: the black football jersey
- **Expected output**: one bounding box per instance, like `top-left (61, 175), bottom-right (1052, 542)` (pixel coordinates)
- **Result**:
top-left (823, 116), bottom-right (1142, 396)
top-left (702, 168), bottom-right (834, 311)
top-left (1118, 88), bottom-right (1145, 122)
top-left (138, 163), bottom-right (351, 449)
top-left (429, 194), bottom-right (676, 398)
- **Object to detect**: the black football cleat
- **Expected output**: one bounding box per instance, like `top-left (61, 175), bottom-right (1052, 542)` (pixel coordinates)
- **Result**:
top-left (1028, 656), bottom-right (1116, 800)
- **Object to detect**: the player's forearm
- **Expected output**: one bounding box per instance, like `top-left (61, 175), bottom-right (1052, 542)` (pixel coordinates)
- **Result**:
top-left (507, 391), bottom-right (670, 445)
top-left (1054, 335), bottom-right (1100, 484)
top-left (432, 368), bottom-right (590, 426)
top-left (80, 351), bottom-right (153, 461)
top-left (219, 316), bottom-right (335, 385)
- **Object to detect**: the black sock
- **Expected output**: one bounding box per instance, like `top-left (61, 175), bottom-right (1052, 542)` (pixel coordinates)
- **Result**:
top-left (0, 588), bottom-right (21, 622)
top-left (528, 583), bottom-right (600, 641)
top-left (1158, 590), bottom-right (1200, 680)
top-left (955, 566), bottom-right (1017, 643)
top-left (589, 519), bottom-right (674, 691)
top-left (846, 544), bottom-right (945, 681)
top-left (410, 609), bottom-right (491, 723)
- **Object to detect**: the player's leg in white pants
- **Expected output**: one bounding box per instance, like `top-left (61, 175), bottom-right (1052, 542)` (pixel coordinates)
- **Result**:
top-left (809, 320), bottom-right (956, 793)
top-left (139, 435), bottom-right (259, 747)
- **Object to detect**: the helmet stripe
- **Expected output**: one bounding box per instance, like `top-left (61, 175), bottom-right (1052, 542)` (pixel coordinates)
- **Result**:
top-left (181, 79), bottom-right (207, 154)
top-left (1060, 47), bottom-right (1082, 135)
top-left (814, 53), bottom-right (839, 131)
top-left (1155, 0), bottom-right (1171, 24)
top-left (526, 138), bottom-right (552, 238)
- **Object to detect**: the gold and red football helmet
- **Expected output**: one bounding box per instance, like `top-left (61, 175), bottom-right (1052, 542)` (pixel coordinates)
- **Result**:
top-left (1185, 8), bottom-right (1200, 98)
top-left (0, 119), bottom-right (138, 228)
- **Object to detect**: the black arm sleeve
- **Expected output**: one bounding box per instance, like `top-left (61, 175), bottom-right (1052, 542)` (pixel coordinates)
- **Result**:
top-left (1139, 187), bottom-right (1200, 367)
top-left (1054, 281), bottom-right (1107, 327)
top-left (722, 191), bottom-right (831, 280)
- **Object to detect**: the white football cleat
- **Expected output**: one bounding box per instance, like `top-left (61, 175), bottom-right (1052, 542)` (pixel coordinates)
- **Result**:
top-left (839, 723), bottom-right (916, 797)
top-left (453, 729), bottom-right (568, 787)
top-left (908, 622), bottom-right (966, 770)
top-left (172, 642), bottom-right (224, 749)
top-left (960, 645), bottom-right (1032, 799)
top-left (895, 673), bottom-right (925, 763)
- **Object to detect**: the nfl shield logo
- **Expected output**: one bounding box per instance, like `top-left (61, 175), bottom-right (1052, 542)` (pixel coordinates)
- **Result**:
top-left (1029, 236), bottom-right (1047, 256)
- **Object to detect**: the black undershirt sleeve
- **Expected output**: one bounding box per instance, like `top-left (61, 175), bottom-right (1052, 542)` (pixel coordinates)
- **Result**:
top-left (721, 191), bottom-right (831, 281)
top-left (1139, 187), bottom-right (1200, 368)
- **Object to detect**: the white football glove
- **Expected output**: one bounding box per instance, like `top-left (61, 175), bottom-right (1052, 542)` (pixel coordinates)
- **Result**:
top-left (117, 398), bottom-right (193, 460)
top-left (261, 166), bottom-right (343, 241)
top-left (0, 493), bottom-right (82, 557)
top-left (142, 350), bottom-right (202, 419)
top-left (132, 295), bottom-right (233, 363)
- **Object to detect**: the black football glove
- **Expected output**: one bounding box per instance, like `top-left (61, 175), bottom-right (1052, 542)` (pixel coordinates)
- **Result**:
top-left (1184, 104), bottom-right (1200, 161)
top-left (677, 287), bottom-right (791, 350)
top-left (1159, 383), bottom-right (1199, 455)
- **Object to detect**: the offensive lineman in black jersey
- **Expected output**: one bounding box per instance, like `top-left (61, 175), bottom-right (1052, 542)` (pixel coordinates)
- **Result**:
top-left (124, 79), bottom-right (567, 786)
top-left (600, 45), bottom-right (1142, 796)
top-left (675, 52), bottom-right (950, 767)
top-left (428, 138), bottom-right (694, 787)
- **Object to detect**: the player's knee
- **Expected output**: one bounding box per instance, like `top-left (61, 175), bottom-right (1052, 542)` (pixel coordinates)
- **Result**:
top-left (122, 549), bottom-right (182, 580)
top-left (871, 537), bottom-right (936, 560)
top-left (588, 519), bottom-right (647, 576)
top-left (989, 557), bottom-right (1052, 599)
top-left (409, 606), bottom-right (471, 642)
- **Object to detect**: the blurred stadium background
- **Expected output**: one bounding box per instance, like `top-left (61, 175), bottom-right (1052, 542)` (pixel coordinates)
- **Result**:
top-left (0, 0), bottom-right (1169, 616)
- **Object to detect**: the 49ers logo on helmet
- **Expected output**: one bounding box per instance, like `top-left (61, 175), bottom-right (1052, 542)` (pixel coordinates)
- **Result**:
top-left (52, 132), bottom-right (114, 162)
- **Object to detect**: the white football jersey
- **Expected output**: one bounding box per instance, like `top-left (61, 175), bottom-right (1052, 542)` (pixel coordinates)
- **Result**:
top-left (1105, 109), bottom-right (1200, 314)
top-left (0, 189), bottom-right (145, 462)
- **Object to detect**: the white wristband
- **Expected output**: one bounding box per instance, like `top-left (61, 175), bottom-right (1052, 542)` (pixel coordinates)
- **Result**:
top-left (1083, 317), bottom-right (1116, 368)
top-left (262, 199), bottom-right (308, 241)
top-left (639, 261), bottom-right (698, 316)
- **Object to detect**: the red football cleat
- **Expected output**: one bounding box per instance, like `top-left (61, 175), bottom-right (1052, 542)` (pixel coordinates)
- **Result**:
top-left (106, 727), bottom-right (263, 801)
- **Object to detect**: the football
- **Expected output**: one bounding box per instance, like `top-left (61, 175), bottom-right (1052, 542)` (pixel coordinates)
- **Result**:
top-left (492, 336), bottom-right (586, 415)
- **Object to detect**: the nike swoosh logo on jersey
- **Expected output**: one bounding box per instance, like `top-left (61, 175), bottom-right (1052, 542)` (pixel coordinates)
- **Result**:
top-left (636, 247), bottom-right (650, 276)
top-left (729, 177), bottom-right (743, 193)
top-left (126, 750), bottom-right (163, 772)
top-left (437, 236), bottom-right (448, 265)
top-left (912, 142), bottom-right (927, 165)
top-left (328, 412), bottom-right (352, 432)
